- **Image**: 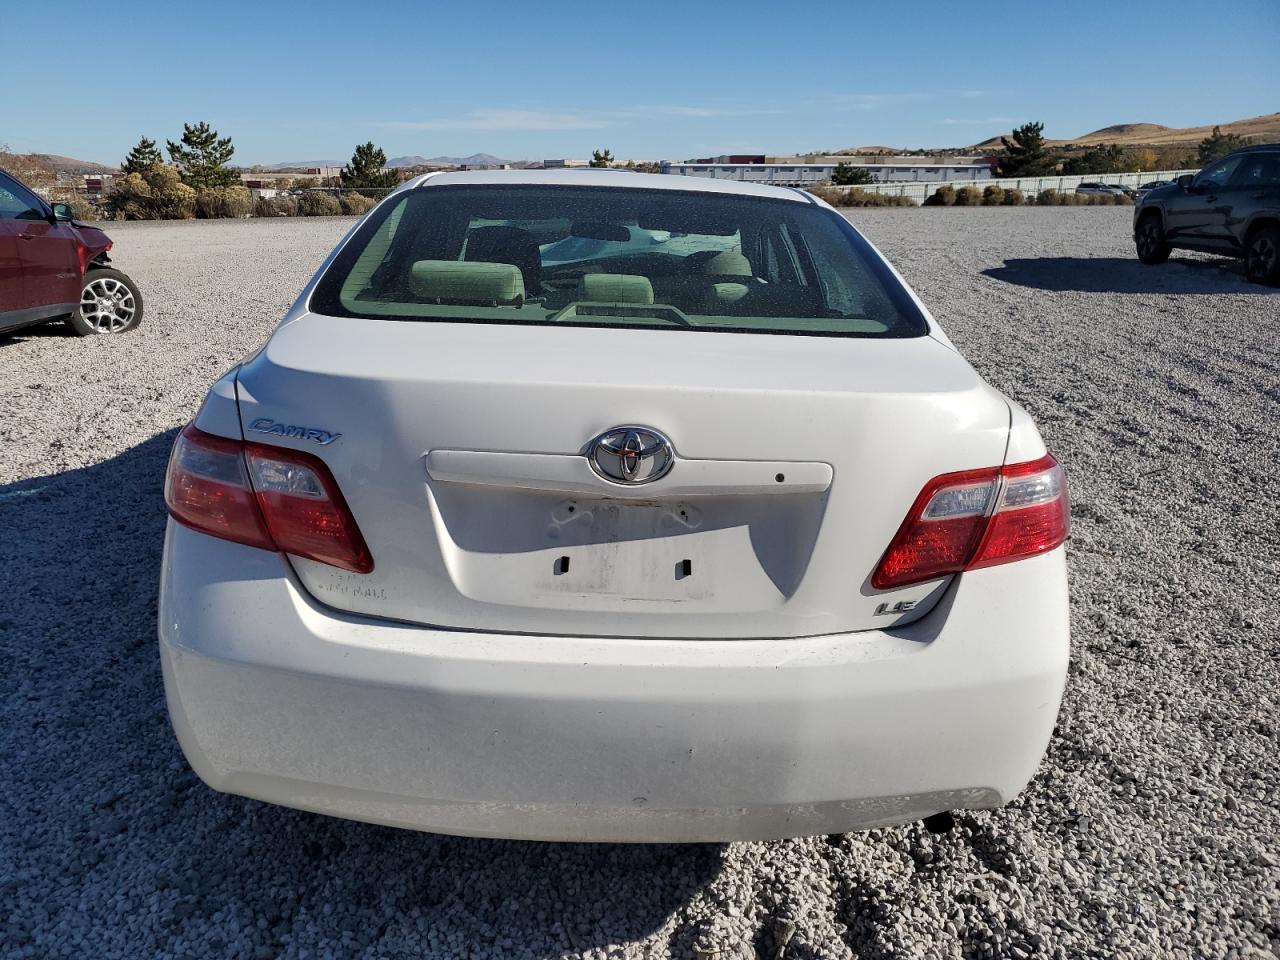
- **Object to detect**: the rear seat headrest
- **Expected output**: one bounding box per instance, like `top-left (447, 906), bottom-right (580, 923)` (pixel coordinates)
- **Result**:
top-left (701, 250), bottom-right (752, 277)
top-left (578, 273), bottom-right (654, 305)
top-left (410, 260), bottom-right (525, 305)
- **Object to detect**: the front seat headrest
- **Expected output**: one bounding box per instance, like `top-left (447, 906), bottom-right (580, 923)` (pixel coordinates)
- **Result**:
top-left (410, 260), bottom-right (526, 305)
top-left (578, 273), bottom-right (654, 305)
top-left (701, 250), bottom-right (753, 277)
top-left (465, 225), bottom-right (543, 293)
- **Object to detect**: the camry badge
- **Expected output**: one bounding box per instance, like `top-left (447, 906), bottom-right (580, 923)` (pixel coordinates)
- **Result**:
top-left (587, 426), bottom-right (674, 485)
top-left (247, 418), bottom-right (341, 445)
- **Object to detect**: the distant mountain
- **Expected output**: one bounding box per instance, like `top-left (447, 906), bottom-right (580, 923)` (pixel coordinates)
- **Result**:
top-left (261, 160), bottom-right (346, 171)
top-left (386, 153), bottom-right (509, 168)
top-left (258, 152), bottom-right (511, 171)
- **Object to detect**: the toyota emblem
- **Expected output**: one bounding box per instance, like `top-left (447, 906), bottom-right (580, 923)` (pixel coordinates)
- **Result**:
top-left (586, 426), bottom-right (674, 485)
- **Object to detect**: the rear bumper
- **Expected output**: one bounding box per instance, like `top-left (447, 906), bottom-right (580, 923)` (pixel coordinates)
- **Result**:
top-left (159, 521), bottom-right (1069, 842)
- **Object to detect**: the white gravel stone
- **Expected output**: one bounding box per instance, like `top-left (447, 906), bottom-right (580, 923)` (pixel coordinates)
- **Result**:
top-left (1, 208), bottom-right (1277, 959)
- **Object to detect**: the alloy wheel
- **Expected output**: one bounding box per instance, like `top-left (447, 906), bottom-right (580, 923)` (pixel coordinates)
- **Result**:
top-left (1248, 235), bottom-right (1277, 281)
top-left (79, 276), bottom-right (137, 333)
top-left (1137, 221), bottom-right (1159, 256)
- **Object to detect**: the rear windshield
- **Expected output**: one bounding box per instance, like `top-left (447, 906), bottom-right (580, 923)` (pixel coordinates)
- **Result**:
top-left (310, 184), bottom-right (928, 338)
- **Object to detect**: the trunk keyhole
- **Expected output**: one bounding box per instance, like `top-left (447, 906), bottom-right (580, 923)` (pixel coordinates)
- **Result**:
top-left (554, 556), bottom-right (570, 576)
top-left (676, 559), bottom-right (693, 580)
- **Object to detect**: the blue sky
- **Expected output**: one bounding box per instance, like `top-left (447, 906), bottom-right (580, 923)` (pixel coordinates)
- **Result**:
top-left (3, 0), bottom-right (1277, 165)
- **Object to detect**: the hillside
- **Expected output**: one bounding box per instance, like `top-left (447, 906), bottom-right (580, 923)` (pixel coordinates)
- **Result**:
top-left (13, 153), bottom-right (116, 174)
top-left (972, 113), bottom-right (1279, 150)
top-left (1071, 122), bottom-right (1171, 143)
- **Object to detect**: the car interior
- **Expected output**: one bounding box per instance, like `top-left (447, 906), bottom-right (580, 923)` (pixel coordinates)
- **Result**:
top-left (329, 186), bottom-right (913, 335)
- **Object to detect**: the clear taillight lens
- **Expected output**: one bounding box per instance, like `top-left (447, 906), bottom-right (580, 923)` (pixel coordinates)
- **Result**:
top-left (164, 423), bottom-right (373, 574)
top-left (969, 454), bottom-right (1069, 570)
top-left (871, 453), bottom-right (1068, 589)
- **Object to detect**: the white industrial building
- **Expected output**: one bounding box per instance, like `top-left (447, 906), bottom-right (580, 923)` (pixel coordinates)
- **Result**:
top-left (659, 161), bottom-right (992, 187)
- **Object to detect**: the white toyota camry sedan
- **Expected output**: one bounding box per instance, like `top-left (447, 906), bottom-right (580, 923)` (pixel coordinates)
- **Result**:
top-left (160, 170), bottom-right (1069, 842)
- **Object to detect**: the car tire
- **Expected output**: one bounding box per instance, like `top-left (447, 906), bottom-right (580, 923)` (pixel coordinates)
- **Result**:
top-left (1134, 212), bottom-right (1171, 265)
top-left (67, 267), bottom-right (144, 335)
top-left (1244, 225), bottom-right (1280, 287)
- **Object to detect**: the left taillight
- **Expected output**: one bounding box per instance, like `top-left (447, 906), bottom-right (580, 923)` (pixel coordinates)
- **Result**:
top-left (164, 423), bottom-right (373, 574)
top-left (871, 453), bottom-right (1068, 590)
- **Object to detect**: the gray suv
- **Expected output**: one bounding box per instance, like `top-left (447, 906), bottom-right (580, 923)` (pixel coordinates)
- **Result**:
top-left (1133, 144), bottom-right (1280, 285)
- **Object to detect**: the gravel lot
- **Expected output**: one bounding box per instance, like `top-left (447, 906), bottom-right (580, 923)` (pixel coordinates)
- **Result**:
top-left (2, 209), bottom-right (1277, 960)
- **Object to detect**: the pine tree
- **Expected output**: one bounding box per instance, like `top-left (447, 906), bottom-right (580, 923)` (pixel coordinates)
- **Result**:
top-left (996, 122), bottom-right (1057, 177)
top-left (1197, 126), bottom-right (1251, 165)
top-left (166, 122), bottom-right (237, 188)
top-left (1061, 143), bottom-right (1127, 175)
top-left (589, 148), bottom-right (614, 168)
top-left (831, 162), bottom-right (874, 186)
top-left (120, 136), bottom-right (163, 174)
top-left (341, 142), bottom-right (400, 189)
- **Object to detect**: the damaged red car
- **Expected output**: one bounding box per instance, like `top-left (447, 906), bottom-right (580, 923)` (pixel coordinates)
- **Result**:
top-left (1, 168), bottom-right (143, 336)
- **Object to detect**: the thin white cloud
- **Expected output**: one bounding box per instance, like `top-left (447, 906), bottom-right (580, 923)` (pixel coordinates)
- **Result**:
top-left (373, 110), bottom-right (613, 131)
top-left (621, 104), bottom-right (786, 118)
top-left (373, 92), bottom-right (978, 133)
top-left (790, 92), bottom-right (934, 112)
top-left (941, 116), bottom-right (1017, 125)
top-left (374, 103), bottom-right (789, 131)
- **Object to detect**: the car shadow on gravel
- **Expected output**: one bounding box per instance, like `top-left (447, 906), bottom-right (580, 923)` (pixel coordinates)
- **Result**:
top-left (1, 431), bottom-right (725, 956)
top-left (982, 256), bottom-right (1280, 294)
top-left (0, 320), bottom-right (79, 345)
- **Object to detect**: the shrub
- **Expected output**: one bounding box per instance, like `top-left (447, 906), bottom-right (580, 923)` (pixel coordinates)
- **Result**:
top-left (953, 186), bottom-right (980, 206)
top-left (296, 191), bottom-right (343, 216)
top-left (339, 192), bottom-right (376, 216)
top-left (1000, 188), bottom-right (1025, 206)
top-left (1035, 189), bottom-right (1066, 206)
top-left (254, 195), bottom-right (297, 217)
top-left (924, 184), bottom-right (956, 206)
top-left (981, 185), bottom-right (1004, 206)
top-left (105, 164), bottom-right (196, 219)
top-left (195, 185), bottom-right (253, 218)
top-left (807, 186), bottom-right (914, 207)
top-left (48, 193), bottom-right (97, 220)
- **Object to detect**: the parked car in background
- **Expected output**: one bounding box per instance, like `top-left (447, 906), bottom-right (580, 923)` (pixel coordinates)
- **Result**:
top-left (1134, 144), bottom-right (1280, 285)
top-left (0, 169), bottom-right (143, 336)
top-left (160, 170), bottom-right (1071, 843)
top-left (1135, 180), bottom-right (1173, 202)
top-left (1075, 182), bottom-right (1131, 198)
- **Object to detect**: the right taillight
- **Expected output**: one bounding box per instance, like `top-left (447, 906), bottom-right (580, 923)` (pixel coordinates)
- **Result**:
top-left (871, 453), bottom-right (1068, 589)
top-left (164, 423), bottom-right (373, 573)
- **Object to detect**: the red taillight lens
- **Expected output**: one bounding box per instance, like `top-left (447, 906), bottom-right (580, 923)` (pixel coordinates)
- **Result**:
top-left (165, 424), bottom-right (273, 549)
top-left (244, 443), bottom-right (373, 574)
top-left (871, 453), bottom-right (1068, 589)
top-left (164, 423), bottom-right (373, 574)
top-left (75, 240), bottom-right (89, 276)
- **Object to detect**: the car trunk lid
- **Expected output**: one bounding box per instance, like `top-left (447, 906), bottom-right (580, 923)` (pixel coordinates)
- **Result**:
top-left (235, 313), bottom-right (1010, 638)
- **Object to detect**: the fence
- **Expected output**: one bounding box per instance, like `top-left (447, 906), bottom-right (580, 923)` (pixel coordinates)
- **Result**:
top-left (846, 169), bottom-right (1197, 203)
top-left (61, 170), bottom-right (1203, 218)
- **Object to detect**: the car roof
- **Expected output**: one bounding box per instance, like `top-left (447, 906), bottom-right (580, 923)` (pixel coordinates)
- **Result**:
top-left (400, 168), bottom-right (813, 204)
top-left (1230, 143), bottom-right (1280, 155)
